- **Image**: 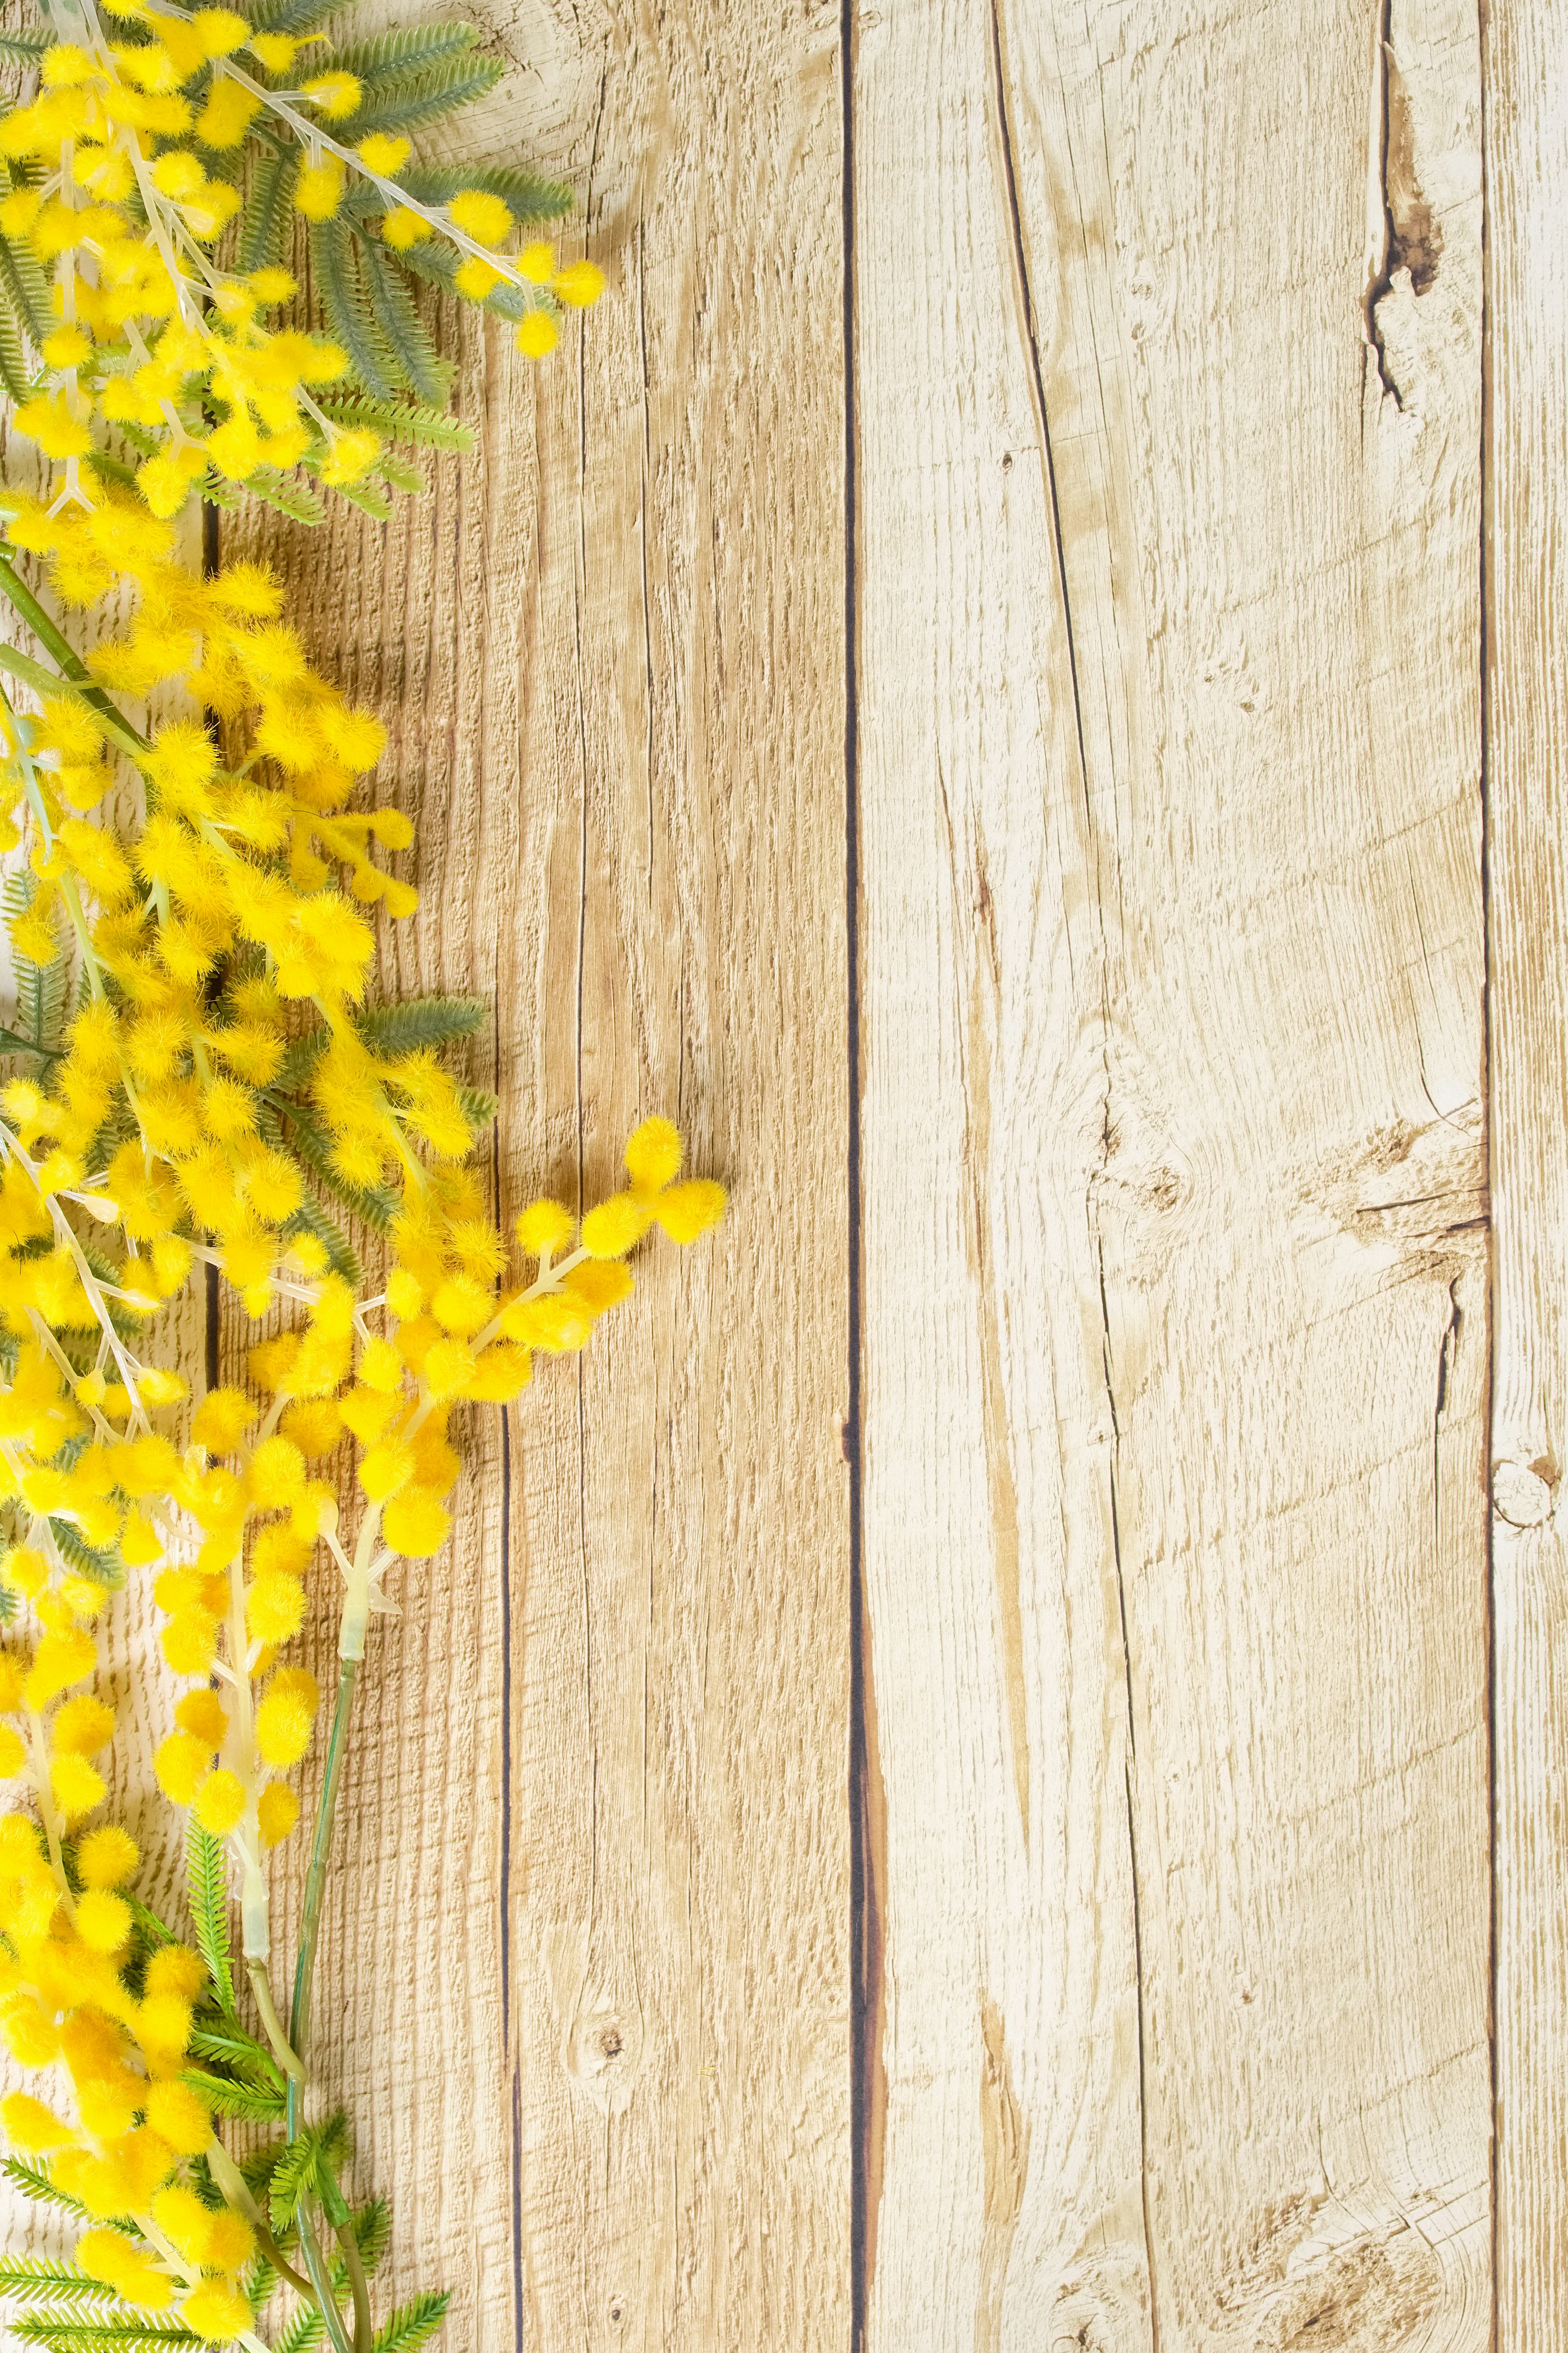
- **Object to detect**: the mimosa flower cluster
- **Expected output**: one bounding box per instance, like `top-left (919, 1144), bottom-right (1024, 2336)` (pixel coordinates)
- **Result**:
top-left (0, 3), bottom-right (714, 2349)
top-left (0, 0), bottom-right (600, 524)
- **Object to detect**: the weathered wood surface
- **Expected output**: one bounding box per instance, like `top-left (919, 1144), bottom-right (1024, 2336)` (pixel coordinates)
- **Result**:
top-left (854, 0), bottom-right (1492, 2346)
top-left (7, 0), bottom-right (1568, 2345)
top-left (235, 0), bottom-right (855, 2344)
top-left (1484, 0), bottom-right (1568, 2344)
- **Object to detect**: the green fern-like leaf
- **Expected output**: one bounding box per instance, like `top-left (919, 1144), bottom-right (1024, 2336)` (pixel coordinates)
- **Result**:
top-left (268, 2112), bottom-right (348, 2231)
top-left (395, 160), bottom-right (574, 221)
top-left (371, 2291), bottom-right (451, 2353)
top-left (239, 2136), bottom-right (286, 2196)
top-left (10, 2322), bottom-right (204, 2350)
top-left (375, 452), bottom-right (424, 496)
top-left (235, 144), bottom-right (297, 273)
top-left (257, 1099), bottom-right (399, 1232)
top-left (0, 28), bottom-right (50, 60)
top-left (336, 56), bottom-right (502, 141)
top-left (231, 0), bottom-right (351, 41)
top-left (242, 2252), bottom-right (279, 2321)
top-left (326, 22), bottom-right (478, 86)
top-left (46, 1519), bottom-right (123, 1589)
top-left (349, 2199), bottom-right (392, 2280)
top-left (279, 1191), bottom-right (361, 1286)
top-left (180, 2068), bottom-right (287, 2124)
top-left (310, 216), bottom-right (396, 401)
top-left (0, 283), bottom-right (29, 401)
top-left (357, 231), bottom-right (445, 403)
top-left (187, 2017), bottom-right (286, 2085)
top-left (3, 871), bottom-right (73, 1054)
top-left (0, 2259), bottom-right (116, 2306)
top-left (0, 243), bottom-right (52, 350)
top-left (455, 1084), bottom-right (498, 1134)
top-left (312, 389), bottom-right (471, 454)
top-left (184, 1819), bottom-right (234, 2010)
top-left (356, 995), bottom-right (488, 1055)
top-left (240, 465), bottom-right (328, 526)
top-left (329, 475), bottom-right (396, 522)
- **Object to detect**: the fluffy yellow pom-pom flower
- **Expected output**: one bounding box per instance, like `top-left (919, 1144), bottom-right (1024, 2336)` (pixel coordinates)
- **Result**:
top-left (192, 1768), bottom-right (246, 1836)
top-left (1, 2091), bottom-right (72, 2151)
top-left (50, 1753), bottom-right (107, 1822)
top-left (258, 1780), bottom-right (300, 1846)
top-left (382, 1486), bottom-right (451, 1559)
top-left (515, 312), bottom-right (559, 359)
top-left (656, 1179), bottom-right (728, 1242)
top-left (75, 1888), bottom-right (132, 1954)
top-left (448, 189), bottom-right (513, 244)
top-left (624, 1116), bottom-right (683, 1192)
top-left (579, 1193), bottom-right (654, 1260)
top-left (294, 156), bottom-right (346, 221)
top-left (145, 2079), bottom-right (212, 2156)
top-left (78, 1823), bottom-right (139, 1888)
top-left (182, 2279), bottom-right (253, 2344)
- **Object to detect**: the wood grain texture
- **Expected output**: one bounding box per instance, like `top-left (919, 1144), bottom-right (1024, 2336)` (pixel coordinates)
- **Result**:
top-left (1483, 0), bottom-right (1568, 2342)
top-left (854, 0), bottom-right (1491, 2345)
top-left (0, 0), bottom-right (850, 2339)
top-left (236, 0), bottom-right (853, 2345)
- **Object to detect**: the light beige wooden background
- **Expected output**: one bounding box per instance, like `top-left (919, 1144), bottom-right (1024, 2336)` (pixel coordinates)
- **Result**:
top-left (6, 0), bottom-right (1568, 2345)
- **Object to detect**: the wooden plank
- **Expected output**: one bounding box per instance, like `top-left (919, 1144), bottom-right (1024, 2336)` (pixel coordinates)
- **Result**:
top-left (1482, 1), bottom-right (1568, 2341)
top-left (854, 0), bottom-right (1490, 2343)
top-left (227, 2), bottom-right (850, 2346)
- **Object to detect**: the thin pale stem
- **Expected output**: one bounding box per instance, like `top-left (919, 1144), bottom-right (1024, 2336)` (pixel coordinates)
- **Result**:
top-left (297, 2202), bottom-right (354, 2353)
top-left (246, 1958), bottom-right (304, 2082)
top-left (287, 1655), bottom-right (356, 2091)
top-left (317, 2161), bottom-right (372, 2353)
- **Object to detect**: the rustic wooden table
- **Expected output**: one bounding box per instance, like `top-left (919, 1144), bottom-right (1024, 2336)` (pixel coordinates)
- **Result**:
top-left (9, 0), bottom-right (1564, 2344)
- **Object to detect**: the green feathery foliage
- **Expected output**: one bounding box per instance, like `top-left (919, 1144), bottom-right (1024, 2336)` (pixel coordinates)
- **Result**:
top-left (184, 1819), bottom-right (236, 2010)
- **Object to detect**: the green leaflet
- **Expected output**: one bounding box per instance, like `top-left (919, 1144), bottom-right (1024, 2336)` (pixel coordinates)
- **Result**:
top-left (180, 2068), bottom-right (288, 2125)
top-left (370, 2292), bottom-right (451, 2353)
top-left (325, 22), bottom-right (478, 86)
top-left (0, 2260), bottom-right (116, 2306)
top-left (376, 452), bottom-right (424, 496)
top-left (456, 1083), bottom-right (498, 1134)
top-left (396, 160), bottom-right (575, 220)
top-left (330, 474), bottom-right (395, 522)
top-left (239, 465), bottom-right (328, 527)
top-left (10, 2323), bottom-right (204, 2350)
top-left (268, 2111), bottom-right (350, 2232)
top-left (348, 2199), bottom-right (392, 2279)
top-left (1, 873), bottom-right (70, 1055)
top-left (46, 1519), bottom-right (124, 1589)
top-left (187, 2017), bottom-right (287, 2086)
top-left (357, 232), bottom-right (445, 405)
top-left (0, 212), bottom-right (53, 348)
top-left (279, 1191), bottom-right (361, 1286)
top-left (0, 28), bottom-right (50, 59)
top-left (312, 390), bottom-right (471, 455)
top-left (243, 2252), bottom-right (280, 2321)
top-left (235, 144), bottom-right (298, 273)
top-left (311, 216), bottom-right (397, 402)
top-left (239, 2135), bottom-right (287, 2196)
top-left (0, 282), bottom-right (29, 403)
top-left (231, 0), bottom-right (351, 42)
top-left (334, 57), bottom-right (503, 141)
top-left (184, 1819), bottom-right (235, 2011)
top-left (356, 994), bottom-right (488, 1054)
